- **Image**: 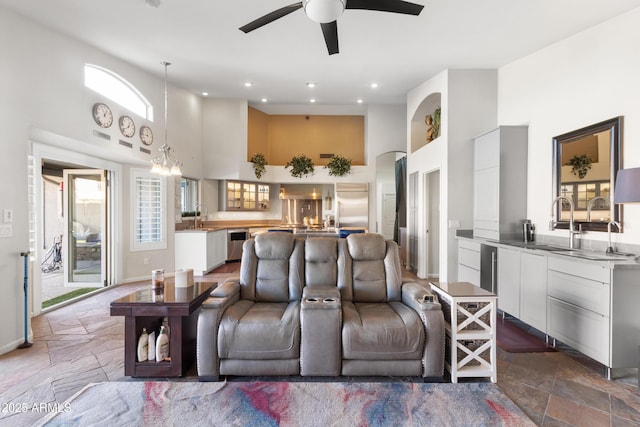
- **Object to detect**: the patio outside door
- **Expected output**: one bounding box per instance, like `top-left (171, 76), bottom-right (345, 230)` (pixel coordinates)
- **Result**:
top-left (63, 169), bottom-right (109, 287)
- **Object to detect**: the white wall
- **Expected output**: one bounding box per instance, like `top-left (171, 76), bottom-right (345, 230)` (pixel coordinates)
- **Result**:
top-left (0, 7), bottom-right (202, 354)
top-left (202, 98), bottom-right (249, 180)
top-left (498, 7), bottom-right (640, 247)
top-left (407, 70), bottom-right (497, 280)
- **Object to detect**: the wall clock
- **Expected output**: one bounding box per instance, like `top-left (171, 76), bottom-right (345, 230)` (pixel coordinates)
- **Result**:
top-left (92, 102), bottom-right (113, 128)
top-left (139, 125), bottom-right (154, 145)
top-left (119, 115), bottom-right (136, 138)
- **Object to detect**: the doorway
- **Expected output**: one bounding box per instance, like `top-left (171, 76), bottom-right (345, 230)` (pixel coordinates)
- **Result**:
top-left (31, 139), bottom-right (121, 315)
top-left (424, 169), bottom-right (440, 280)
top-left (39, 162), bottom-right (112, 308)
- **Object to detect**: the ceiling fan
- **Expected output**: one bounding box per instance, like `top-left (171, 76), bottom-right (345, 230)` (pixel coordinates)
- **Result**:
top-left (239, 0), bottom-right (425, 55)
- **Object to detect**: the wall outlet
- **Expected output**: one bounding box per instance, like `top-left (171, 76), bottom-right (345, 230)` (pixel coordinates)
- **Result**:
top-left (3, 209), bottom-right (12, 223)
top-left (143, 257), bottom-right (149, 265)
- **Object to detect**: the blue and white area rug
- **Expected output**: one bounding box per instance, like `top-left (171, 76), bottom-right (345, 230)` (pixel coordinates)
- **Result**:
top-left (36, 381), bottom-right (534, 426)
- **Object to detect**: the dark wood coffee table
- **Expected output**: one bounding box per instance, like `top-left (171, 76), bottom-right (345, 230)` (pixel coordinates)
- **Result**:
top-left (110, 281), bottom-right (216, 378)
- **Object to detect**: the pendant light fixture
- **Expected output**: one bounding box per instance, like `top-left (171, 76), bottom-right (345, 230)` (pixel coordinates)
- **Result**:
top-left (151, 61), bottom-right (182, 176)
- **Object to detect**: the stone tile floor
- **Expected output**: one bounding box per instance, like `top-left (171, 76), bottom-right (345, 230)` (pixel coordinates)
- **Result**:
top-left (1, 263), bottom-right (639, 426)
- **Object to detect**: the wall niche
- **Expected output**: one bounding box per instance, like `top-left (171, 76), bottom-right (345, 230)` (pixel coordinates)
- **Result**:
top-left (410, 92), bottom-right (441, 153)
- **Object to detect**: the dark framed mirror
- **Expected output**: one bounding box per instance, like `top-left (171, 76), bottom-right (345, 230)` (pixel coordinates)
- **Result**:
top-left (552, 116), bottom-right (622, 232)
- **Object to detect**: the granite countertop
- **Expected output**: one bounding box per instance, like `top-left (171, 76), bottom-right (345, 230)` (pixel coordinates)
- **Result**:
top-left (176, 227), bottom-right (227, 233)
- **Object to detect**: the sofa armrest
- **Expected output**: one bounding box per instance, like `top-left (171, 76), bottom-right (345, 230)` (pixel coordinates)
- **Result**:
top-left (401, 281), bottom-right (445, 378)
top-left (197, 279), bottom-right (240, 380)
top-left (401, 282), bottom-right (441, 311)
top-left (210, 278), bottom-right (240, 298)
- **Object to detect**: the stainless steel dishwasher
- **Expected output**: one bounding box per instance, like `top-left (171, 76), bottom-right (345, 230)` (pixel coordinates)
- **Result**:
top-left (226, 229), bottom-right (248, 262)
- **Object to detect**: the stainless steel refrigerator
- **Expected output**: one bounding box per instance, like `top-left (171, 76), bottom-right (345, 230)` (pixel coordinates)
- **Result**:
top-left (335, 183), bottom-right (369, 229)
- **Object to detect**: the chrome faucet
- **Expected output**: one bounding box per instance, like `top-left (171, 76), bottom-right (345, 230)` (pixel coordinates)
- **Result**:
top-left (195, 203), bottom-right (208, 229)
top-left (550, 196), bottom-right (580, 249)
top-left (606, 220), bottom-right (621, 253)
top-left (586, 196), bottom-right (610, 222)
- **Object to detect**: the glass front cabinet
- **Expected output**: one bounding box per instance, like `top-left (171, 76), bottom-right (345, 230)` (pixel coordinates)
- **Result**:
top-left (221, 180), bottom-right (270, 211)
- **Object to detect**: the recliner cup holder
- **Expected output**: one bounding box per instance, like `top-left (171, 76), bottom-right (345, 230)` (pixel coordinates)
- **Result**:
top-left (305, 297), bottom-right (338, 303)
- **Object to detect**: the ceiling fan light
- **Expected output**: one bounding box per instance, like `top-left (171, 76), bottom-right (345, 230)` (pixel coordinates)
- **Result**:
top-left (304, 0), bottom-right (345, 23)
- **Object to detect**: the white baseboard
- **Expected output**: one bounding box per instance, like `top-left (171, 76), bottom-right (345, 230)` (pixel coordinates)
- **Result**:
top-left (0, 336), bottom-right (34, 356)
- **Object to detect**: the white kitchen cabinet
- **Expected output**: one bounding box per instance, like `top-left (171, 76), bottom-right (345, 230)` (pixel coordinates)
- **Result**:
top-left (497, 247), bottom-right (520, 316)
top-left (175, 229), bottom-right (227, 276)
top-left (457, 238), bottom-right (481, 286)
top-left (519, 252), bottom-right (547, 332)
top-left (546, 256), bottom-right (640, 378)
top-left (473, 126), bottom-right (528, 240)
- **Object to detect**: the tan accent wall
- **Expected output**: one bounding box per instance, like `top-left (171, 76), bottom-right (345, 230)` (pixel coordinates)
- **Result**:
top-left (248, 107), bottom-right (364, 166)
top-left (247, 107), bottom-right (269, 161)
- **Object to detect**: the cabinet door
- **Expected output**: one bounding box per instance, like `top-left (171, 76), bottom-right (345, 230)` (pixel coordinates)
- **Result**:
top-left (473, 166), bottom-right (500, 233)
top-left (458, 264), bottom-right (480, 287)
top-left (206, 231), bottom-right (217, 271)
top-left (458, 241), bottom-right (480, 286)
top-left (547, 297), bottom-right (609, 366)
top-left (473, 129), bottom-right (501, 239)
top-left (520, 252), bottom-right (547, 332)
top-left (497, 248), bottom-right (520, 316)
top-left (474, 129), bottom-right (500, 170)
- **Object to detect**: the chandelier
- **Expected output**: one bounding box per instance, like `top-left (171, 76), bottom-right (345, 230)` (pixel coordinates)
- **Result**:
top-left (151, 61), bottom-right (182, 176)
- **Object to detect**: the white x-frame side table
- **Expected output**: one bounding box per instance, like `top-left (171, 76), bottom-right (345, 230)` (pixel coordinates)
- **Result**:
top-left (430, 282), bottom-right (497, 383)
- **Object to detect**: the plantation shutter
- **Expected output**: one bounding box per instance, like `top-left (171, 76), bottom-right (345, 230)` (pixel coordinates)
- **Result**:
top-left (136, 176), bottom-right (162, 243)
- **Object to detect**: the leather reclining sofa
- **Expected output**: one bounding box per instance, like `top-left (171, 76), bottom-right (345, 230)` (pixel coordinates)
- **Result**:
top-left (196, 232), bottom-right (445, 381)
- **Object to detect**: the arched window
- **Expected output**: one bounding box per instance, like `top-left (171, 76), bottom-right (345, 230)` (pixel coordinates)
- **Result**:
top-left (84, 64), bottom-right (153, 121)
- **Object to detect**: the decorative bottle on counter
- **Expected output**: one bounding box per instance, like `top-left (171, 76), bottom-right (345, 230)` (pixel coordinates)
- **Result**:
top-left (137, 328), bottom-right (149, 362)
top-left (155, 326), bottom-right (170, 362)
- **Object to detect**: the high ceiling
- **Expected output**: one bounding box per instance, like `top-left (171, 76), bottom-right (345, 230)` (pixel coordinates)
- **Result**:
top-left (2, 0), bottom-right (639, 108)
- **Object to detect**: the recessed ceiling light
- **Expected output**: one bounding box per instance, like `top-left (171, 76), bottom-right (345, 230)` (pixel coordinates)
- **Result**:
top-left (310, 98), bottom-right (316, 103)
top-left (202, 92), bottom-right (209, 97)
top-left (370, 83), bottom-right (379, 89)
top-left (244, 82), bottom-right (253, 87)
top-left (306, 82), bottom-right (317, 88)
top-left (145, 0), bottom-right (161, 8)
top-left (261, 98), bottom-right (268, 103)
top-left (356, 98), bottom-right (363, 104)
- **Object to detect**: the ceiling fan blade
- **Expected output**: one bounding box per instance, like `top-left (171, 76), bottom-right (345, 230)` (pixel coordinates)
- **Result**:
top-left (345, 0), bottom-right (424, 15)
top-left (239, 2), bottom-right (303, 33)
top-left (321, 21), bottom-right (339, 55)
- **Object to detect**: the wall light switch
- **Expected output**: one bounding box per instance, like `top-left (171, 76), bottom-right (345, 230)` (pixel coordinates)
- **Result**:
top-left (448, 219), bottom-right (461, 228)
top-left (3, 209), bottom-right (12, 223)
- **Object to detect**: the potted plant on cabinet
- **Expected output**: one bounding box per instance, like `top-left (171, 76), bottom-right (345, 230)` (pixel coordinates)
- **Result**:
top-left (285, 154), bottom-right (315, 178)
top-left (325, 154), bottom-right (352, 177)
top-left (250, 153), bottom-right (268, 179)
